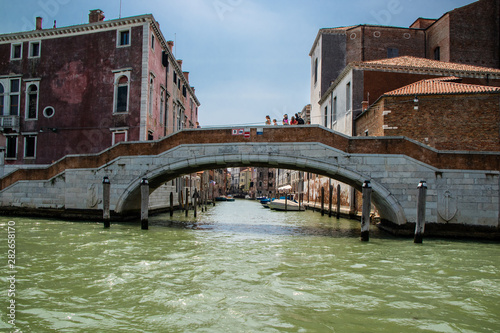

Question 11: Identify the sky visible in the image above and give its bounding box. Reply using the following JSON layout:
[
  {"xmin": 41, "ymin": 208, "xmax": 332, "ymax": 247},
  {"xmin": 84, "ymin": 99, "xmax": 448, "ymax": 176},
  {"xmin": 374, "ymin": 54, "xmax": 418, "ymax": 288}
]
[{"xmin": 1, "ymin": 0, "xmax": 474, "ymax": 127}]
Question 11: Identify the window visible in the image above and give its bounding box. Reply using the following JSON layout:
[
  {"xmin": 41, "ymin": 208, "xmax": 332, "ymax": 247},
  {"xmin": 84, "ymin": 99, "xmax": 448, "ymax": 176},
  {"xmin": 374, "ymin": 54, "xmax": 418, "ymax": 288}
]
[
  {"xmin": 112, "ymin": 71, "xmax": 130, "ymax": 113},
  {"xmin": 6, "ymin": 136, "xmax": 17, "ymax": 159},
  {"xmin": 324, "ymin": 106, "xmax": 328, "ymax": 127},
  {"xmin": 148, "ymin": 131, "xmax": 154, "ymax": 141},
  {"xmin": 0, "ymin": 84, "xmax": 4, "ymax": 115},
  {"xmin": 434, "ymin": 47, "xmax": 440, "ymax": 61},
  {"xmin": 387, "ymin": 47, "xmax": 399, "ymax": 58},
  {"xmin": 151, "ymin": 34, "xmax": 155, "ymax": 50},
  {"xmin": 149, "ymin": 77, "xmax": 154, "ymax": 116},
  {"xmin": 332, "ymin": 96, "xmax": 337, "ymax": 125},
  {"xmin": 29, "ymin": 41, "xmax": 41, "ymax": 58},
  {"xmin": 160, "ymin": 88, "xmax": 165, "ymax": 124},
  {"xmin": 182, "ymin": 85, "xmax": 187, "ymax": 97},
  {"xmin": 10, "ymin": 79, "xmax": 20, "ymax": 116},
  {"xmin": 11, "ymin": 43, "xmax": 22, "ymax": 60},
  {"xmin": 118, "ymin": 29, "xmax": 130, "ymax": 47},
  {"xmin": 346, "ymin": 82, "xmax": 351, "ymax": 112},
  {"xmin": 111, "ymin": 129, "xmax": 128, "ymax": 145},
  {"xmin": 26, "ymin": 84, "xmax": 39, "ymax": 119},
  {"xmin": 24, "ymin": 135, "xmax": 36, "ymax": 158},
  {"xmin": 314, "ymin": 58, "xmax": 318, "ymax": 84},
  {"xmin": 43, "ymin": 106, "xmax": 55, "ymax": 118}
]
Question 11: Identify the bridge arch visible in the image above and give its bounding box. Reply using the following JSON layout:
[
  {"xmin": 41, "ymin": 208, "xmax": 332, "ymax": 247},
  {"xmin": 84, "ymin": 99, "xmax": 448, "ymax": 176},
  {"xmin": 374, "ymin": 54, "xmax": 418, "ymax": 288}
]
[{"xmin": 115, "ymin": 148, "xmax": 406, "ymax": 225}]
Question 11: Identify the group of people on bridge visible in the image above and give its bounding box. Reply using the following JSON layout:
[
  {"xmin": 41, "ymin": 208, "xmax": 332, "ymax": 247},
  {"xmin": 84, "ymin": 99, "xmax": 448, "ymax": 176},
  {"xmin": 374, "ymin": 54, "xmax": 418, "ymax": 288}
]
[{"xmin": 265, "ymin": 113, "xmax": 305, "ymax": 126}]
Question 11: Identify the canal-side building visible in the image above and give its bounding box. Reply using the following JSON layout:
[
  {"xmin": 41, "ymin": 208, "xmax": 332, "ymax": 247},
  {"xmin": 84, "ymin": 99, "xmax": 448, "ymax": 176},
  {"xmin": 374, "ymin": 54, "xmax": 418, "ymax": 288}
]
[
  {"xmin": 319, "ymin": 56, "xmax": 500, "ymax": 136},
  {"xmin": 309, "ymin": 0, "xmax": 500, "ymax": 123},
  {"xmin": 355, "ymin": 77, "xmax": 500, "ymax": 151},
  {"xmin": 0, "ymin": 9, "xmax": 200, "ymax": 166}
]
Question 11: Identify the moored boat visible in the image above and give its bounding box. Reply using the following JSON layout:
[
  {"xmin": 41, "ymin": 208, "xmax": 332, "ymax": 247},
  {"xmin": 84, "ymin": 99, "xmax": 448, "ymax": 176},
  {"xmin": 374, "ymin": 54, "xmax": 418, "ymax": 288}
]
[{"xmin": 268, "ymin": 199, "xmax": 304, "ymax": 211}]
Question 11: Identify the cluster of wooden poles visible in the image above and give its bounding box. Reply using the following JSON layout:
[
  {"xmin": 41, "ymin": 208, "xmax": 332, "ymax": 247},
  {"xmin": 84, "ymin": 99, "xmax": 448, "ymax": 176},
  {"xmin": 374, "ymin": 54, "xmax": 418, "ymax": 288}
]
[{"xmin": 102, "ymin": 177, "xmax": 428, "ymax": 244}]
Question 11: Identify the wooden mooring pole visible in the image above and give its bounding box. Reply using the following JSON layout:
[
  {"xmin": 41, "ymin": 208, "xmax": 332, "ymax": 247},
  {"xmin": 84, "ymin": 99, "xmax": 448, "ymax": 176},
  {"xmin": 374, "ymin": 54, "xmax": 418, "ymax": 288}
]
[
  {"xmin": 361, "ymin": 180, "xmax": 372, "ymax": 241},
  {"xmin": 414, "ymin": 180, "xmax": 427, "ymax": 244},
  {"xmin": 140, "ymin": 178, "xmax": 149, "ymax": 230},
  {"xmin": 169, "ymin": 192, "xmax": 174, "ymax": 217},
  {"xmin": 185, "ymin": 188, "xmax": 189, "ymax": 217},
  {"xmin": 336, "ymin": 184, "xmax": 341, "ymax": 219},
  {"xmin": 321, "ymin": 187, "xmax": 325, "ymax": 216},
  {"xmin": 102, "ymin": 176, "xmax": 111, "ymax": 228},
  {"xmin": 328, "ymin": 184, "xmax": 333, "ymax": 217}
]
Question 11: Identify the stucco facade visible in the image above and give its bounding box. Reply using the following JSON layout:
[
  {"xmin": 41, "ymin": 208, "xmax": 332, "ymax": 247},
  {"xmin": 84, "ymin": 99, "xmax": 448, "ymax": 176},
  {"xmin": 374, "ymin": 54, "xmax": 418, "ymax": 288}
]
[{"xmin": 0, "ymin": 10, "xmax": 200, "ymax": 166}]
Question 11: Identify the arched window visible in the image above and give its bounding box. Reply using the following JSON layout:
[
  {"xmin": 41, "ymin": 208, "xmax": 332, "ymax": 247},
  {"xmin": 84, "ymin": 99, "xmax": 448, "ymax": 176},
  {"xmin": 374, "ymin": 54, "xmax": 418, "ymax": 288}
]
[
  {"xmin": 26, "ymin": 84, "xmax": 38, "ymax": 119},
  {"xmin": 0, "ymin": 83, "xmax": 4, "ymax": 115},
  {"xmin": 115, "ymin": 75, "xmax": 129, "ymax": 113},
  {"xmin": 148, "ymin": 77, "xmax": 154, "ymax": 116}
]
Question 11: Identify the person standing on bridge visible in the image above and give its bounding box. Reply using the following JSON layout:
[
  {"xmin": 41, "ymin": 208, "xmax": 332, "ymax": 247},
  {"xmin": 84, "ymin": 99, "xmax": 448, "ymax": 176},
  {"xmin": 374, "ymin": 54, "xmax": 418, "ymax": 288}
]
[
  {"xmin": 283, "ymin": 114, "xmax": 289, "ymax": 125},
  {"xmin": 265, "ymin": 115, "xmax": 271, "ymax": 125},
  {"xmin": 290, "ymin": 116, "xmax": 298, "ymax": 125},
  {"xmin": 273, "ymin": 119, "xmax": 278, "ymax": 125}
]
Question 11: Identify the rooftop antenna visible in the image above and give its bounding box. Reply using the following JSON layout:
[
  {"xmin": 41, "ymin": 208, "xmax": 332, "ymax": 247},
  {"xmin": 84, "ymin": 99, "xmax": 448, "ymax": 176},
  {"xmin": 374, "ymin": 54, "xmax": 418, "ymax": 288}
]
[
  {"xmin": 119, "ymin": 0, "xmax": 122, "ymax": 18},
  {"xmin": 175, "ymin": 33, "xmax": 177, "ymax": 57}
]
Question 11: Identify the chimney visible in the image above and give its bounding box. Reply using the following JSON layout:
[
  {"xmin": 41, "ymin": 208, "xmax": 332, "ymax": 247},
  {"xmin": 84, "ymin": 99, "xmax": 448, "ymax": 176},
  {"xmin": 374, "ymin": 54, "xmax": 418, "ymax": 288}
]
[
  {"xmin": 36, "ymin": 17, "xmax": 43, "ymax": 30},
  {"xmin": 362, "ymin": 101, "xmax": 369, "ymax": 112},
  {"xmin": 167, "ymin": 41, "xmax": 174, "ymax": 52},
  {"xmin": 177, "ymin": 59, "xmax": 183, "ymax": 69},
  {"xmin": 89, "ymin": 9, "xmax": 105, "ymax": 23},
  {"xmin": 183, "ymin": 72, "xmax": 189, "ymax": 82}
]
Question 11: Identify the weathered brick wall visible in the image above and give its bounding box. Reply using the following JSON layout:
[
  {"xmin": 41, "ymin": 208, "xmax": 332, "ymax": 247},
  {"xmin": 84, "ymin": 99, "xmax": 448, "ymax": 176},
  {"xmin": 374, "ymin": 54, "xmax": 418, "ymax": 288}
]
[
  {"xmin": 426, "ymin": 14, "xmax": 451, "ymax": 61},
  {"xmin": 448, "ymin": 0, "xmax": 500, "ymax": 69},
  {"xmin": 346, "ymin": 26, "xmax": 425, "ymax": 64},
  {"xmin": 354, "ymin": 101, "xmax": 385, "ymax": 137},
  {"xmin": 359, "ymin": 94, "xmax": 500, "ymax": 151}
]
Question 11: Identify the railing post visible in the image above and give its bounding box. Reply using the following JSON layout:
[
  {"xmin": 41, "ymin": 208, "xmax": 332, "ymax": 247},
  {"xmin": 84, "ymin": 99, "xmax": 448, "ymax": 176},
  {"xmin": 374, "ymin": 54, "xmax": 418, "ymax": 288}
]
[
  {"xmin": 414, "ymin": 180, "xmax": 428, "ymax": 244},
  {"xmin": 102, "ymin": 176, "xmax": 110, "ymax": 228},
  {"xmin": 140, "ymin": 178, "xmax": 149, "ymax": 230},
  {"xmin": 361, "ymin": 180, "xmax": 372, "ymax": 242}
]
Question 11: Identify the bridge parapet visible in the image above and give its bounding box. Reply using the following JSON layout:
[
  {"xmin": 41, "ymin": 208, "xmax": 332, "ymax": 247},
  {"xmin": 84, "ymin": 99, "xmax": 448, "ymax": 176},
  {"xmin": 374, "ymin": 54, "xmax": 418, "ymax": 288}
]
[{"xmin": 1, "ymin": 126, "xmax": 499, "ymax": 237}]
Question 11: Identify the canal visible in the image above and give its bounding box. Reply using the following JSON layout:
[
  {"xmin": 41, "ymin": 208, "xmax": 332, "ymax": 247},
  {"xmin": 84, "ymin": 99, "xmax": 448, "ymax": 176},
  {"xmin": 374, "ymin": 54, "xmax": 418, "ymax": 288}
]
[{"xmin": 1, "ymin": 199, "xmax": 499, "ymax": 332}]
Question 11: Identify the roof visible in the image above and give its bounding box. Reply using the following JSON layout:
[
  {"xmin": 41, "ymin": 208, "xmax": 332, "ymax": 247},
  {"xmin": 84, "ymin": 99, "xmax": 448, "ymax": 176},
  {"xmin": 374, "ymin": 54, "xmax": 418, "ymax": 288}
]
[
  {"xmin": 359, "ymin": 56, "xmax": 500, "ymax": 74},
  {"xmin": 384, "ymin": 77, "xmax": 500, "ymax": 97},
  {"xmin": 319, "ymin": 56, "xmax": 500, "ymax": 104}
]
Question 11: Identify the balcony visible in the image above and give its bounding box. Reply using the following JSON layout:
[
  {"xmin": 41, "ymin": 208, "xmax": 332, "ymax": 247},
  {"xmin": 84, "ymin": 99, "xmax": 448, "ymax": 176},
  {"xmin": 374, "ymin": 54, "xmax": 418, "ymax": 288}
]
[{"xmin": 0, "ymin": 115, "xmax": 20, "ymax": 132}]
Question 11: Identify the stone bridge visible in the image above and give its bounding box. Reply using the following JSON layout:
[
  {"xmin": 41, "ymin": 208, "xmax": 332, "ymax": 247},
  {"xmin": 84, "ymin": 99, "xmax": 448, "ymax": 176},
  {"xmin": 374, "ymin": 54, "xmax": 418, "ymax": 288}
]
[{"xmin": 1, "ymin": 126, "xmax": 499, "ymax": 236}]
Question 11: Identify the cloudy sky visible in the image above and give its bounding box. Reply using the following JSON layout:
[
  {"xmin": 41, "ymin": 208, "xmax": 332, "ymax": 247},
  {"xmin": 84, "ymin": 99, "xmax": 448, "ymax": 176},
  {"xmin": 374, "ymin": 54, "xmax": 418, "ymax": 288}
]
[{"xmin": 1, "ymin": 0, "xmax": 473, "ymax": 127}]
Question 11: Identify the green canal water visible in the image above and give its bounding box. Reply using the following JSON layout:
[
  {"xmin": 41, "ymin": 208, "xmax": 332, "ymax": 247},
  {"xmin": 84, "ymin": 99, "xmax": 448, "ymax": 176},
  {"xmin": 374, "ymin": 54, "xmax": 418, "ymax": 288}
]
[{"xmin": 1, "ymin": 199, "xmax": 499, "ymax": 332}]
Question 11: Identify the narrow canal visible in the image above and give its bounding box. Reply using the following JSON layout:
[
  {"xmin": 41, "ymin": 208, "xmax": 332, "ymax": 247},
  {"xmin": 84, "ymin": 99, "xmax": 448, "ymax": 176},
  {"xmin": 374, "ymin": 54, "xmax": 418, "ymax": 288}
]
[{"xmin": 1, "ymin": 199, "xmax": 499, "ymax": 332}]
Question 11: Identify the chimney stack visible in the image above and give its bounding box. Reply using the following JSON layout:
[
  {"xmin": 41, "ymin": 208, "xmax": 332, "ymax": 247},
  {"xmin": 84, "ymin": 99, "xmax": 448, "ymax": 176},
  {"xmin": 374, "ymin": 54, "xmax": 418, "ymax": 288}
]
[
  {"xmin": 167, "ymin": 41, "xmax": 174, "ymax": 52},
  {"xmin": 177, "ymin": 59, "xmax": 183, "ymax": 69},
  {"xmin": 362, "ymin": 101, "xmax": 369, "ymax": 112},
  {"xmin": 183, "ymin": 72, "xmax": 189, "ymax": 82},
  {"xmin": 89, "ymin": 9, "xmax": 105, "ymax": 23},
  {"xmin": 36, "ymin": 17, "xmax": 43, "ymax": 30}
]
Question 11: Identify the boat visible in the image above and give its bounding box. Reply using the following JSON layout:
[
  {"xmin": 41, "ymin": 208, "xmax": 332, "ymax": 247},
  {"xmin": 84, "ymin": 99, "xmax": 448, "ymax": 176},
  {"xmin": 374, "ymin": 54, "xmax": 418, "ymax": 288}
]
[
  {"xmin": 268, "ymin": 199, "xmax": 305, "ymax": 211},
  {"xmin": 215, "ymin": 195, "xmax": 235, "ymax": 202},
  {"xmin": 226, "ymin": 195, "xmax": 235, "ymax": 202}
]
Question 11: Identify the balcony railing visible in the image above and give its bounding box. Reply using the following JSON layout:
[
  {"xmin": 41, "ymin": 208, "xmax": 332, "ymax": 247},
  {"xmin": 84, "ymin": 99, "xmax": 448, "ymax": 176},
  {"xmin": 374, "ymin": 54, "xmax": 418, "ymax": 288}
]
[{"xmin": 0, "ymin": 115, "xmax": 20, "ymax": 131}]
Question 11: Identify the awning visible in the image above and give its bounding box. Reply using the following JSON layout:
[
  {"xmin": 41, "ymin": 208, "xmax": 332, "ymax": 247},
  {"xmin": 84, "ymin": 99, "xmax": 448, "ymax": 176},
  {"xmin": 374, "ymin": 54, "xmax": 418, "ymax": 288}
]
[{"xmin": 278, "ymin": 185, "xmax": 292, "ymax": 191}]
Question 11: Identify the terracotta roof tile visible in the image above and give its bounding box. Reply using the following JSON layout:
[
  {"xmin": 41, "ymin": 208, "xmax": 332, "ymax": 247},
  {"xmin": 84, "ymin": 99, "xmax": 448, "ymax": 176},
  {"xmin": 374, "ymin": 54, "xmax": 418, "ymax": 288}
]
[
  {"xmin": 384, "ymin": 77, "xmax": 500, "ymax": 97},
  {"xmin": 358, "ymin": 56, "xmax": 500, "ymax": 74}
]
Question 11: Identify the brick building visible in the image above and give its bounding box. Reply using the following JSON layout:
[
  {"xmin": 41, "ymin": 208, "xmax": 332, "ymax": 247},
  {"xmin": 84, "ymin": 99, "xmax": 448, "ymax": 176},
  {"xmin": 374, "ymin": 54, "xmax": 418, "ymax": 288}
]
[
  {"xmin": 355, "ymin": 77, "xmax": 500, "ymax": 151},
  {"xmin": 318, "ymin": 56, "xmax": 500, "ymax": 136},
  {"xmin": 310, "ymin": 0, "xmax": 500, "ymax": 123},
  {"xmin": 0, "ymin": 10, "xmax": 200, "ymax": 166}
]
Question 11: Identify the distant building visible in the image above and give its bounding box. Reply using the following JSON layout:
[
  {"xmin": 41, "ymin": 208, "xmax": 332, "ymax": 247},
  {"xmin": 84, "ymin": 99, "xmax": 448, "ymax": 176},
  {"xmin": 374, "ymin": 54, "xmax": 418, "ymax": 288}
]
[
  {"xmin": 355, "ymin": 77, "xmax": 500, "ymax": 151},
  {"xmin": 309, "ymin": 0, "xmax": 500, "ymax": 124},
  {"xmin": 0, "ymin": 10, "xmax": 200, "ymax": 166}
]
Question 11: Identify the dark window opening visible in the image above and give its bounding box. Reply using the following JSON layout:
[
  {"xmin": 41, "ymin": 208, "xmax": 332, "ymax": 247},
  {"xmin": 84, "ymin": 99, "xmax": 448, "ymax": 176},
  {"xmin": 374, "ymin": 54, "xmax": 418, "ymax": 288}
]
[
  {"xmin": 6, "ymin": 136, "xmax": 17, "ymax": 158},
  {"xmin": 120, "ymin": 30, "xmax": 130, "ymax": 46},
  {"xmin": 434, "ymin": 47, "xmax": 440, "ymax": 61},
  {"xmin": 25, "ymin": 136, "xmax": 36, "ymax": 158},
  {"xmin": 27, "ymin": 85, "xmax": 38, "ymax": 119},
  {"xmin": 387, "ymin": 47, "xmax": 399, "ymax": 58}
]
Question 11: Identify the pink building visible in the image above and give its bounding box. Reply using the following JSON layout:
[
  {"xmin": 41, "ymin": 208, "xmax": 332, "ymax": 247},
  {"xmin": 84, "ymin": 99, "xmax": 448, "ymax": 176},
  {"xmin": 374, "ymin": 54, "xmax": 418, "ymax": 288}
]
[{"xmin": 0, "ymin": 9, "xmax": 200, "ymax": 165}]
